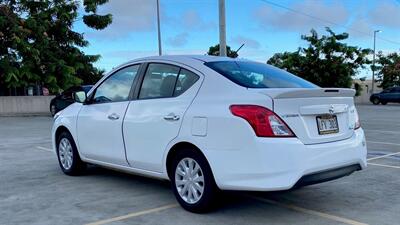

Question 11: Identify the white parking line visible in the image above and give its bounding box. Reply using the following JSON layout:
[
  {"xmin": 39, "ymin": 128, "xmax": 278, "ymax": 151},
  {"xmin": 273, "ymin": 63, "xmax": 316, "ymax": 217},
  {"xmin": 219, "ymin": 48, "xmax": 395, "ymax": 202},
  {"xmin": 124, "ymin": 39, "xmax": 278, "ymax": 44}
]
[
  {"xmin": 367, "ymin": 141, "xmax": 400, "ymax": 146},
  {"xmin": 364, "ymin": 129, "xmax": 400, "ymax": 134},
  {"xmin": 368, "ymin": 163, "xmax": 400, "ymax": 169},
  {"xmin": 367, "ymin": 151, "xmax": 400, "ymax": 161},
  {"xmin": 85, "ymin": 204, "xmax": 178, "ymax": 225},
  {"xmin": 250, "ymin": 196, "xmax": 368, "ymax": 225},
  {"xmin": 35, "ymin": 146, "xmax": 53, "ymax": 152}
]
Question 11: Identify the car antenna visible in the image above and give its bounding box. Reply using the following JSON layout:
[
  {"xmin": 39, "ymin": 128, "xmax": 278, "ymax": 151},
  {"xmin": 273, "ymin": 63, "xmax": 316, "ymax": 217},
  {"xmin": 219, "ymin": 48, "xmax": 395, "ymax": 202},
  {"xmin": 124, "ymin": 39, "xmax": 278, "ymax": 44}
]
[{"xmin": 236, "ymin": 43, "xmax": 245, "ymax": 53}]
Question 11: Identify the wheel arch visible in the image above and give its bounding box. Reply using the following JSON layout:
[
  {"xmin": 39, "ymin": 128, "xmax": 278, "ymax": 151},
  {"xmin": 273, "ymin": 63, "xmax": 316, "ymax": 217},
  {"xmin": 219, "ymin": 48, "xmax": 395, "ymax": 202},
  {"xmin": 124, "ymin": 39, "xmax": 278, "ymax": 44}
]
[
  {"xmin": 165, "ymin": 141, "xmax": 211, "ymax": 179},
  {"xmin": 55, "ymin": 126, "xmax": 71, "ymax": 142}
]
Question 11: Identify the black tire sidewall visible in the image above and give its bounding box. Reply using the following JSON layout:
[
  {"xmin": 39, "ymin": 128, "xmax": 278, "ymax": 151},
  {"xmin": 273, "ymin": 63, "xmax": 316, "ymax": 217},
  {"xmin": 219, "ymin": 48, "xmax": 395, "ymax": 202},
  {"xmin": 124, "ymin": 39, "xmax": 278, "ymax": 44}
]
[
  {"xmin": 50, "ymin": 104, "xmax": 57, "ymax": 116},
  {"xmin": 56, "ymin": 132, "xmax": 84, "ymax": 175},
  {"xmin": 372, "ymin": 98, "xmax": 380, "ymax": 105},
  {"xmin": 170, "ymin": 149, "xmax": 218, "ymax": 213}
]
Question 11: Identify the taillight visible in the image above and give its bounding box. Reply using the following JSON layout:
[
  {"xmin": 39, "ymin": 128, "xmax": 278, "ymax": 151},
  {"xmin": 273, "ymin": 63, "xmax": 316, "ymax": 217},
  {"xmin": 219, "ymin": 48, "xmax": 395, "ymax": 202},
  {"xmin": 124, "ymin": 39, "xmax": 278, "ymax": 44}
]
[{"xmin": 229, "ymin": 105, "xmax": 295, "ymax": 137}]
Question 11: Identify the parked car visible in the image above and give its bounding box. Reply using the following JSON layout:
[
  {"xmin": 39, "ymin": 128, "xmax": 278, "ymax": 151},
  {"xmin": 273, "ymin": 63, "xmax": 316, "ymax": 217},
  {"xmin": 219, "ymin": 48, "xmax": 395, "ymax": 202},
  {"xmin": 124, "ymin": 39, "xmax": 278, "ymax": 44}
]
[
  {"xmin": 50, "ymin": 85, "xmax": 93, "ymax": 116},
  {"xmin": 370, "ymin": 86, "xmax": 400, "ymax": 105},
  {"xmin": 52, "ymin": 55, "xmax": 367, "ymax": 213}
]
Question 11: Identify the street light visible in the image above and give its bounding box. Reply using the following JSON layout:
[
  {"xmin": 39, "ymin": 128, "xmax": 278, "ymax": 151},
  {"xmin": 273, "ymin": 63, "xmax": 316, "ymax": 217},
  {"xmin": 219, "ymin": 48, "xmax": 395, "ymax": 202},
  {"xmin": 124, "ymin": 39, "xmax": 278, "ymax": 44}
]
[{"xmin": 371, "ymin": 30, "xmax": 382, "ymax": 94}]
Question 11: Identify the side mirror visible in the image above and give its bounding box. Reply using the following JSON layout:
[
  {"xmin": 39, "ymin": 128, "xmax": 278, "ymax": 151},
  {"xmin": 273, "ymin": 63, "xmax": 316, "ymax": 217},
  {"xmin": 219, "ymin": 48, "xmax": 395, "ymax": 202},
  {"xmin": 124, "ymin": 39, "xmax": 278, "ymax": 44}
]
[{"xmin": 73, "ymin": 91, "xmax": 87, "ymax": 103}]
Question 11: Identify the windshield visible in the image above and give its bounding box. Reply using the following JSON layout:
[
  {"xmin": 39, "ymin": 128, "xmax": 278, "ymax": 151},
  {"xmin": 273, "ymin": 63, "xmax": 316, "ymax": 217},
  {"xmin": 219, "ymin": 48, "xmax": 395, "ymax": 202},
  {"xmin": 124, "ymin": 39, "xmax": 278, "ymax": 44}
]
[{"xmin": 205, "ymin": 61, "xmax": 317, "ymax": 88}]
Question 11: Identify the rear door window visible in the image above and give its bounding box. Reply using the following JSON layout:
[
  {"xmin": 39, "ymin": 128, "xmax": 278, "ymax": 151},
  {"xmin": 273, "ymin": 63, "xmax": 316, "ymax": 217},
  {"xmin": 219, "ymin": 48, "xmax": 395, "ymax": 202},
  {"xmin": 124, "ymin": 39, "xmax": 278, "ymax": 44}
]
[
  {"xmin": 139, "ymin": 64, "xmax": 199, "ymax": 99},
  {"xmin": 139, "ymin": 64, "xmax": 180, "ymax": 99}
]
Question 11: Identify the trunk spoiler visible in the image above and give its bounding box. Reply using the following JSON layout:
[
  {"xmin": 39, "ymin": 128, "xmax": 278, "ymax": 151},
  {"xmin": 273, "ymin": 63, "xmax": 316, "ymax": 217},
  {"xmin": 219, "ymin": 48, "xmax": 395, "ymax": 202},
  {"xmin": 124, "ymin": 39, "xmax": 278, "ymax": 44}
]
[{"xmin": 251, "ymin": 88, "xmax": 356, "ymax": 99}]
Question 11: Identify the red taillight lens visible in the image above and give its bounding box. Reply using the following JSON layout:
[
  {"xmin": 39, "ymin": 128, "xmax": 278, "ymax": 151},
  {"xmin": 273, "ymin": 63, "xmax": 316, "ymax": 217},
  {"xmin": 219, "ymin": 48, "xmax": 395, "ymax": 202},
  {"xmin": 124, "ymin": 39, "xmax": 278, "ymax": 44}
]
[{"xmin": 230, "ymin": 105, "xmax": 295, "ymax": 137}]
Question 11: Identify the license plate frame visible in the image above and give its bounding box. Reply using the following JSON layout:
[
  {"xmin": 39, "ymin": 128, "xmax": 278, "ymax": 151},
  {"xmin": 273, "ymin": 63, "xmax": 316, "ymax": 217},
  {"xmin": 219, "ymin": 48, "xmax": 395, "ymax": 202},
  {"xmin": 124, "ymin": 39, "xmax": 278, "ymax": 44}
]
[{"xmin": 316, "ymin": 114, "xmax": 339, "ymax": 135}]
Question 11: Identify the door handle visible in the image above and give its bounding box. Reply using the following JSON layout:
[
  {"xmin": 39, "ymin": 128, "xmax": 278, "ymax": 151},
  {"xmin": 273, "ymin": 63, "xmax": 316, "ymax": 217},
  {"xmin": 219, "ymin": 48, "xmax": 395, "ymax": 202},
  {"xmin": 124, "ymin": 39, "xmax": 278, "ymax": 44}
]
[
  {"xmin": 107, "ymin": 113, "xmax": 120, "ymax": 120},
  {"xmin": 164, "ymin": 113, "xmax": 180, "ymax": 121}
]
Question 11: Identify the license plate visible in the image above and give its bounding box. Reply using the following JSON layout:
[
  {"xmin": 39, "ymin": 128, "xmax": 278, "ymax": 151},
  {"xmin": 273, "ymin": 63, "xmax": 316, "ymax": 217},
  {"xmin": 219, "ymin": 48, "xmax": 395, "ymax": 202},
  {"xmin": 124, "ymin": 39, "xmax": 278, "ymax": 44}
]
[{"xmin": 316, "ymin": 115, "xmax": 339, "ymax": 135}]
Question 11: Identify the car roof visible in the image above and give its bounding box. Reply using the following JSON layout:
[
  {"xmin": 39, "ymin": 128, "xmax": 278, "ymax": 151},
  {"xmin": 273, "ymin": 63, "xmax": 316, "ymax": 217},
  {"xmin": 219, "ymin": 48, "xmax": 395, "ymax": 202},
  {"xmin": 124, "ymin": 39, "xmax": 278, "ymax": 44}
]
[{"xmin": 126, "ymin": 55, "xmax": 241, "ymax": 64}]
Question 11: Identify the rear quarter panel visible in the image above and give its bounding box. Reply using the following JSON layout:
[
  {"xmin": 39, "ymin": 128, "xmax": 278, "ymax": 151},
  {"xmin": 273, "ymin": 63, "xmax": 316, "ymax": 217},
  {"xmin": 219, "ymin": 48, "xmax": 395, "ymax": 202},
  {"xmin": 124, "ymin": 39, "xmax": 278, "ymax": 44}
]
[{"xmin": 166, "ymin": 66, "xmax": 274, "ymax": 179}]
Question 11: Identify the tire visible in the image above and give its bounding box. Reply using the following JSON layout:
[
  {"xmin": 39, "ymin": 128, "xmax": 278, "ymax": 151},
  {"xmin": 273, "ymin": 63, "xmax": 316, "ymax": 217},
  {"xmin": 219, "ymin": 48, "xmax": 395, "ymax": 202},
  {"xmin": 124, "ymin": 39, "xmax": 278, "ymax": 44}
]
[
  {"xmin": 56, "ymin": 131, "xmax": 86, "ymax": 176},
  {"xmin": 170, "ymin": 149, "xmax": 219, "ymax": 213},
  {"xmin": 371, "ymin": 98, "xmax": 380, "ymax": 105},
  {"xmin": 50, "ymin": 104, "xmax": 57, "ymax": 116},
  {"xmin": 381, "ymin": 101, "xmax": 387, "ymax": 105}
]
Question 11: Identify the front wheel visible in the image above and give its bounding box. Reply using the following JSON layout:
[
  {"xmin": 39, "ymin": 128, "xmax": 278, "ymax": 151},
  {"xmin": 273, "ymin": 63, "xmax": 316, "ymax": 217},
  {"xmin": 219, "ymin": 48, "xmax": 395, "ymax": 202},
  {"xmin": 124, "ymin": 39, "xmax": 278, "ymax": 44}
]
[
  {"xmin": 170, "ymin": 150, "xmax": 219, "ymax": 213},
  {"xmin": 57, "ymin": 131, "xmax": 86, "ymax": 175}
]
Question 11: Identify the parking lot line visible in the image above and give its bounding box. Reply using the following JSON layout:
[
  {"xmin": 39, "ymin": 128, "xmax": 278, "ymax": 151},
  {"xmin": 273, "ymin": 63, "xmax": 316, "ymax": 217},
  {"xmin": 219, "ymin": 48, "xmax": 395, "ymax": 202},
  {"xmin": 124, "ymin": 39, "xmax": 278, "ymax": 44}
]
[
  {"xmin": 250, "ymin": 196, "xmax": 368, "ymax": 225},
  {"xmin": 363, "ymin": 129, "xmax": 400, "ymax": 134},
  {"xmin": 367, "ymin": 151, "xmax": 400, "ymax": 161},
  {"xmin": 368, "ymin": 163, "xmax": 400, "ymax": 169},
  {"xmin": 85, "ymin": 204, "xmax": 179, "ymax": 225},
  {"xmin": 367, "ymin": 141, "xmax": 400, "ymax": 146},
  {"xmin": 35, "ymin": 146, "xmax": 53, "ymax": 152}
]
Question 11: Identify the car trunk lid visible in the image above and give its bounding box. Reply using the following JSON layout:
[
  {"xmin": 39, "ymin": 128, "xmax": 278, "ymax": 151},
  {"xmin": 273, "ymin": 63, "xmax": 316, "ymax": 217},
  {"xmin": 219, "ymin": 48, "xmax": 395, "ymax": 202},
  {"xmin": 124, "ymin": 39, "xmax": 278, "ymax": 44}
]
[{"xmin": 250, "ymin": 88, "xmax": 357, "ymax": 145}]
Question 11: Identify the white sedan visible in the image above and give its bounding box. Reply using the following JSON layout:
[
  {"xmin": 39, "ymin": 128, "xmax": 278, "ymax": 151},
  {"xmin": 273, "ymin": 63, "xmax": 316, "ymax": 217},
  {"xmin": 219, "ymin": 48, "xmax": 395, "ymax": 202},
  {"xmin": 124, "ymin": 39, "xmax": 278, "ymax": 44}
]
[{"xmin": 52, "ymin": 55, "xmax": 367, "ymax": 212}]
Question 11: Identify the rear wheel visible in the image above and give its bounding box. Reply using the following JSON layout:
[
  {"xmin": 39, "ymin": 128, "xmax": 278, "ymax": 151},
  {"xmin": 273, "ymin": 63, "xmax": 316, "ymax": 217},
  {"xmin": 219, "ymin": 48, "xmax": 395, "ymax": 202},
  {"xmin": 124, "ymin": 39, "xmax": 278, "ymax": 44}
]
[
  {"xmin": 170, "ymin": 149, "xmax": 219, "ymax": 213},
  {"xmin": 372, "ymin": 98, "xmax": 380, "ymax": 105},
  {"xmin": 57, "ymin": 131, "xmax": 86, "ymax": 175}
]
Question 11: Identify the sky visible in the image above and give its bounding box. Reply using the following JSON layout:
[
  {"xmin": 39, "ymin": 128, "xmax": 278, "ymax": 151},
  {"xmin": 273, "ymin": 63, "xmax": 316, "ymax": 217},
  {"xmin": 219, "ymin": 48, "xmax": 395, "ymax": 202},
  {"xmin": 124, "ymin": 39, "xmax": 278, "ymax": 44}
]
[{"xmin": 74, "ymin": 0, "xmax": 400, "ymax": 78}]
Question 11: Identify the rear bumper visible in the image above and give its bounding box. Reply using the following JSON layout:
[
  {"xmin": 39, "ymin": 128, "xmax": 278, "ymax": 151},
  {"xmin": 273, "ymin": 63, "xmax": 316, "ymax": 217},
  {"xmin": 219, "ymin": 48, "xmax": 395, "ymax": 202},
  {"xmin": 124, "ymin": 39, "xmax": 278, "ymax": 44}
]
[
  {"xmin": 294, "ymin": 164, "xmax": 361, "ymax": 188},
  {"xmin": 205, "ymin": 129, "xmax": 367, "ymax": 191}
]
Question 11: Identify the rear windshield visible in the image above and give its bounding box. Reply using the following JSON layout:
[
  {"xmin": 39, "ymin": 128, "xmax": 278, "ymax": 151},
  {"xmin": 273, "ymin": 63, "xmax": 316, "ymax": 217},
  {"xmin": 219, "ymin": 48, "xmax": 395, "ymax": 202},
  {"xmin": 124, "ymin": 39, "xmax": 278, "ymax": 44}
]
[{"xmin": 205, "ymin": 61, "xmax": 317, "ymax": 88}]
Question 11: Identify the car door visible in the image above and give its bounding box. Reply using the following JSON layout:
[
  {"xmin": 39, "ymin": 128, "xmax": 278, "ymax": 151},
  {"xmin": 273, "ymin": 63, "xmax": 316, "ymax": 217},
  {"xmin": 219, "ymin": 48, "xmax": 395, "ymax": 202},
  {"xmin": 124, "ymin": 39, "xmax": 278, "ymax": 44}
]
[
  {"xmin": 393, "ymin": 87, "xmax": 400, "ymax": 102},
  {"xmin": 381, "ymin": 88, "xmax": 399, "ymax": 102},
  {"xmin": 76, "ymin": 64, "xmax": 141, "ymax": 166},
  {"xmin": 123, "ymin": 62, "xmax": 202, "ymax": 172}
]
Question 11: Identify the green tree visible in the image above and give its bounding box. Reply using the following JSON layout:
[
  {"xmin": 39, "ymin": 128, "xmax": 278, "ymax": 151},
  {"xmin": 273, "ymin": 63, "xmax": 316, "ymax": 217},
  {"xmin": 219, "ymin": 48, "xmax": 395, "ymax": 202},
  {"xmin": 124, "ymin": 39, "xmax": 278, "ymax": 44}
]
[
  {"xmin": 267, "ymin": 28, "xmax": 372, "ymax": 88},
  {"xmin": 207, "ymin": 44, "xmax": 238, "ymax": 58},
  {"xmin": 375, "ymin": 52, "xmax": 400, "ymax": 89},
  {"xmin": 0, "ymin": 0, "xmax": 112, "ymax": 93}
]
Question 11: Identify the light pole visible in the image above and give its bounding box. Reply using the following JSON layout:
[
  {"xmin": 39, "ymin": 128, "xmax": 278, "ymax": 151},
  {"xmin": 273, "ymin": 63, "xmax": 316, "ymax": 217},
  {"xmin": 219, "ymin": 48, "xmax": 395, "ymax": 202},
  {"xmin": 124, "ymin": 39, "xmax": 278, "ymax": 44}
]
[
  {"xmin": 371, "ymin": 30, "xmax": 381, "ymax": 94},
  {"xmin": 218, "ymin": 0, "xmax": 227, "ymax": 57},
  {"xmin": 156, "ymin": 0, "xmax": 162, "ymax": 56}
]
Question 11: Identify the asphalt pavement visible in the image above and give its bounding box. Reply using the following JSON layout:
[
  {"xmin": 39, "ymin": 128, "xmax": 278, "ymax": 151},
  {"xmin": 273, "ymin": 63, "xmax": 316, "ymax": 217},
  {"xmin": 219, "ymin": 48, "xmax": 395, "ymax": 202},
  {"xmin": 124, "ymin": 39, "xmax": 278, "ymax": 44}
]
[{"xmin": 1, "ymin": 104, "xmax": 399, "ymax": 225}]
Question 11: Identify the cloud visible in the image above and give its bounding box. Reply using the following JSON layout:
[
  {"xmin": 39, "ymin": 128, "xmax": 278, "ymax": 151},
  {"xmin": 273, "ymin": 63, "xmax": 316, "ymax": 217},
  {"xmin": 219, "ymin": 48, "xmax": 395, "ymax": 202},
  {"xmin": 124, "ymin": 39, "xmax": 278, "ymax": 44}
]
[
  {"xmin": 345, "ymin": 2, "xmax": 400, "ymax": 40},
  {"xmin": 163, "ymin": 10, "xmax": 216, "ymax": 31},
  {"xmin": 367, "ymin": 2, "xmax": 400, "ymax": 28},
  {"xmin": 347, "ymin": 17, "xmax": 373, "ymax": 38},
  {"xmin": 166, "ymin": 32, "xmax": 189, "ymax": 47},
  {"xmin": 231, "ymin": 35, "xmax": 261, "ymax": 49},
  {"xmin": 180, "ymin": 10, "xmax": 216, "ymax": 30},
  {"xmin": 84, "ymin": 2, "xmax": 216, "ymax": 40},
  {"xmin": 253, "ymin": 1, "xmax": 349, "ymax": 32},
  {"xmin": 87, "ymin": 0, "xmax": 157, "ymax": 39}
]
